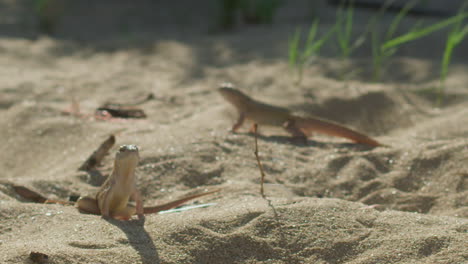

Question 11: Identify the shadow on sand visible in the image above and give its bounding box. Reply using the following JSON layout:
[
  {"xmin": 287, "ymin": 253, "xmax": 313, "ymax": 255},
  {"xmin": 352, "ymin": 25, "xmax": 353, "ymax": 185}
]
[{"xmin": 105, "ymin": 216, "xmax": 160, "ymax": 264}]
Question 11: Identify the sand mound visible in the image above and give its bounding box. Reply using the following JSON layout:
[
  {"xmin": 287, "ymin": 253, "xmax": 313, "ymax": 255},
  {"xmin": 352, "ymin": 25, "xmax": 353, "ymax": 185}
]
[{"xmin": 0, "ymin": 1, "xmax": 467, "ymax": 263}]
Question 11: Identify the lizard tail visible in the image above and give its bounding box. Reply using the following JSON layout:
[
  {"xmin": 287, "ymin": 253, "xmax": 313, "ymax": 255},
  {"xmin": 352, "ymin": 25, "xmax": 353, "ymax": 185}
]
[
  {"xmin": 143, "ymin": 189, "xmax": 220, "ymax": 214},
  {"xmin": 292, "ymin": 117, "xmax": 383, "ymax": 147}
]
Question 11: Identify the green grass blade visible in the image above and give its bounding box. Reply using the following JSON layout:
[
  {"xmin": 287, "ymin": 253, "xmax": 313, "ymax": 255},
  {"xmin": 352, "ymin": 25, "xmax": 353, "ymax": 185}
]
[
  {"xmin": 438, "ymin": 38, "xmax": 455, "ymax": 105},
  {"xmin": 288, "ymin": 28, "xmax": 301, "ymax": 68},
  {"xmin": 385, "ymin": 0, "xmax": 418, "ymax": 40},
  {"xmin": 382, "ymin": 12, "xmax": 468, "ymax": 51},
  {"xmin": 305, "ymin": 20, "xmax": 319, "ymax": 48},
  {"xmin": 438, "ymin": 19, "xmax": 468, "ymax": 105},
  {"xmin": 345, "ymin": 2, "xmax": 354, "ymax": 41},
  {"xmin": 303, "ymin": 24, "xmax": 336, "ymax": 60},
  {"xmin": 302, "ymin": 21, "xmax": 320, "ymax": 61},
  {"xmin": 336, "ymin": 7, "xmax": 345, "ymax": 50},
  {"xmin": 437, "ymin": 0, "xmax": 468, "ymax": 106},
  {"xmin": 440, "ymin": 40, "xmax": 454, "ymax": 82},
  {"xmin": 335, "ymin": 0, "xmax": 355, "ymax": 58},
  {"xmin": 452, "ymin": 24, "xmax": 468, "ymax": 43}
]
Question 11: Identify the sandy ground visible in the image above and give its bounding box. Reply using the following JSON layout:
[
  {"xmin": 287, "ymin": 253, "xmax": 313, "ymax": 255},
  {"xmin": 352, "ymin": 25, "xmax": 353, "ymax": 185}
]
[{"xmin": 0, "ymin": 1, "xmax": 467, "ymax": 263}]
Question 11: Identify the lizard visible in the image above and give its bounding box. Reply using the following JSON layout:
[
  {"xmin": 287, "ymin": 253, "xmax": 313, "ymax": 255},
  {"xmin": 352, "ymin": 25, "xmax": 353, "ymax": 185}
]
[
  {"xmin": 75, "ymin": 144, "xmax": 218, "ymax": 220},
  {"xmin": 218, "ymin": 83, "xmax": 384, "ymax": 147}
]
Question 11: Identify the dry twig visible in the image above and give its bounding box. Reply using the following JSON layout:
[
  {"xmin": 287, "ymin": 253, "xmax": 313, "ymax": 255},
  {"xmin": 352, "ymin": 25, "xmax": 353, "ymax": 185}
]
[
  {"xmin": 13, "ymin": 185, "xmax": 73, "ymax": 205},
  {"xmin": 96, "ymin": 104, "xmax": 147, "ymax": 119},
  {"xmin": 78, "ymin": 135, "xmax": 116, "ymax": 171},
  {"xmin": 253, "ymin": 124, "xmax": 266, "ymax": 198}
]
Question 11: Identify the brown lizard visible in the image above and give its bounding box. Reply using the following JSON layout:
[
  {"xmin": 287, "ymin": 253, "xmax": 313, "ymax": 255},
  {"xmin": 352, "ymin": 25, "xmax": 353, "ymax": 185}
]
[
  {"xmin": 75, "ymin": 145, "xmax": 218, "ymax": 220},
  {"xmin": 218, "ymin": 83, "xmax": 384, "ymax": 147}
]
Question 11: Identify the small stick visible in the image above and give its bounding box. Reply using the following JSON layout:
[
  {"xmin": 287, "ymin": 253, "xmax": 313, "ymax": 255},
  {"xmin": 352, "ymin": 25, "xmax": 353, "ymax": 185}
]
[
  {"xmin": 13, "ymin": 185, "xmax": 48, "ymax": 203},
  {"xmin": 253, "ymin": 124, "xmax": 266, "ymax": 198},
  {"xmin": 78, "ymin": 135, "xmax": 116, "ymax": 171}
]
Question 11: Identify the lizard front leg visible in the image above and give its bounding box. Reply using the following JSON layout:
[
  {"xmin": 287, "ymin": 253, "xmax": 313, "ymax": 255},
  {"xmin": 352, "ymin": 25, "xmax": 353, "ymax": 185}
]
[
  {"xmin": 232, "ymin": 112, "xmax": 245, "ymax": 132},
  {"xmin": 131, "ymin": 190, "xmax": 144, "ymax": 219}
]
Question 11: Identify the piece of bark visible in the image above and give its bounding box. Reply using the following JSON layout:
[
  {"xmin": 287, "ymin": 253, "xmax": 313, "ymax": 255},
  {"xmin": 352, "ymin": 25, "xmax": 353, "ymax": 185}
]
[
  {"xmin": 78, "ymin": 135, "xmax": 116, "ymax": 171},
  {"xmin": 13, "ymin": 185, "xmax": 48, "ymax": 203},
  {"xmin": 96, "ymin": 103, "xmax": 146, "ymax": 119}
]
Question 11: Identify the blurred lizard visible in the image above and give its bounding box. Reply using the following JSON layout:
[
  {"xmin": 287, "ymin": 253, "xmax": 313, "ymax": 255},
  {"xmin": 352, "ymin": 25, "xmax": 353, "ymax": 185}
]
[{"xmin": 218, "ymin": 83, "xmax": 384, "ymax": 147}]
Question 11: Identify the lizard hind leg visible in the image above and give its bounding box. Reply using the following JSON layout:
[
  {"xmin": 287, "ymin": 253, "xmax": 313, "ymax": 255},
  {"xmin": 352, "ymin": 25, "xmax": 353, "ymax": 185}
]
[
  {"xmin": 231, "ymin": 113, "xmax": 245, "ymax": 132},
  {"xmin": 283, "ymin": 120, "xmax": 308, "ymax": 144}
]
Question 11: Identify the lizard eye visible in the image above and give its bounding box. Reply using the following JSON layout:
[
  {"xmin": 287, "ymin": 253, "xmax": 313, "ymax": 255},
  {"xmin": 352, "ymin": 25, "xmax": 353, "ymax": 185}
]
[{"xmin": 119, "ymin": 145, "xmax": 127, "ymax": 152}]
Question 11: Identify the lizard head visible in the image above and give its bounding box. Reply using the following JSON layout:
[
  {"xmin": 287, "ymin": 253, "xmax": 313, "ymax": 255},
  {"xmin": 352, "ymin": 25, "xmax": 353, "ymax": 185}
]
[
  {"xmin": 218, "ymin": 83, "xmax": 251, "ymax": 108},
  {"xmin": 115, "ymin": 145, "xmax": 140, "ymax": 171}
]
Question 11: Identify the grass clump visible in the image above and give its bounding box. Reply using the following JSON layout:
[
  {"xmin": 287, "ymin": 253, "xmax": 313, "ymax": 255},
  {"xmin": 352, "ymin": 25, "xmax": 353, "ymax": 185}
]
[
  {"xmin": 370, "ymin": 0, "xmax": 421, "ymax": 81},
  {"xmin": 288, "ymin": 20, "xmax": 336, "ymax": 85},
  {"xmin": 381, "ymin": 9, "xmax": 468, "ymax": 103},
  {"xmin": 334, "ymin": 0, "xmax": 366, "ymax": 79},
  {"xmin": 335, "ymin": 0, "xmax": 365, "ymax": 60},
  {"xmin": 438, "ymin": 7, "xmax": 468, "ymax": 105},
  {"xmin": 286, "ymin": 0, "xmax": 468, "ymax": 100}
]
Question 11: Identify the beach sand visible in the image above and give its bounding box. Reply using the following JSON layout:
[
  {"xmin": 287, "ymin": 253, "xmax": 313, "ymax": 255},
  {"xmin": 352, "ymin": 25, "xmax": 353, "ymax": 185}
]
[{"xmin": 0, "ymin": 1, "xmax": 467, "ymax": 263}]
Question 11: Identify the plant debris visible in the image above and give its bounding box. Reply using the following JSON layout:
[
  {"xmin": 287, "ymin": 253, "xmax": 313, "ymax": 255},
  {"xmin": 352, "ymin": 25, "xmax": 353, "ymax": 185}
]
[
  {"xmin": 96, "ymin": 103, "xmax": 147, "ymax": 119},
  {"xmin": 13, "ymin": 185, "xmax": 73, "ymax": 205},
  {"xmin": 78, "ymin": 135, "xmax": 116, "ymax": 171}
]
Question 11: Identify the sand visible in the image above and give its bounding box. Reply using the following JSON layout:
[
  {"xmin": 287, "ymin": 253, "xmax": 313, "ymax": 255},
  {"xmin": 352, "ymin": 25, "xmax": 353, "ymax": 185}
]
[{"xmin": 0, "ymin": 1, "xmax": 467, "ymax": 263}]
